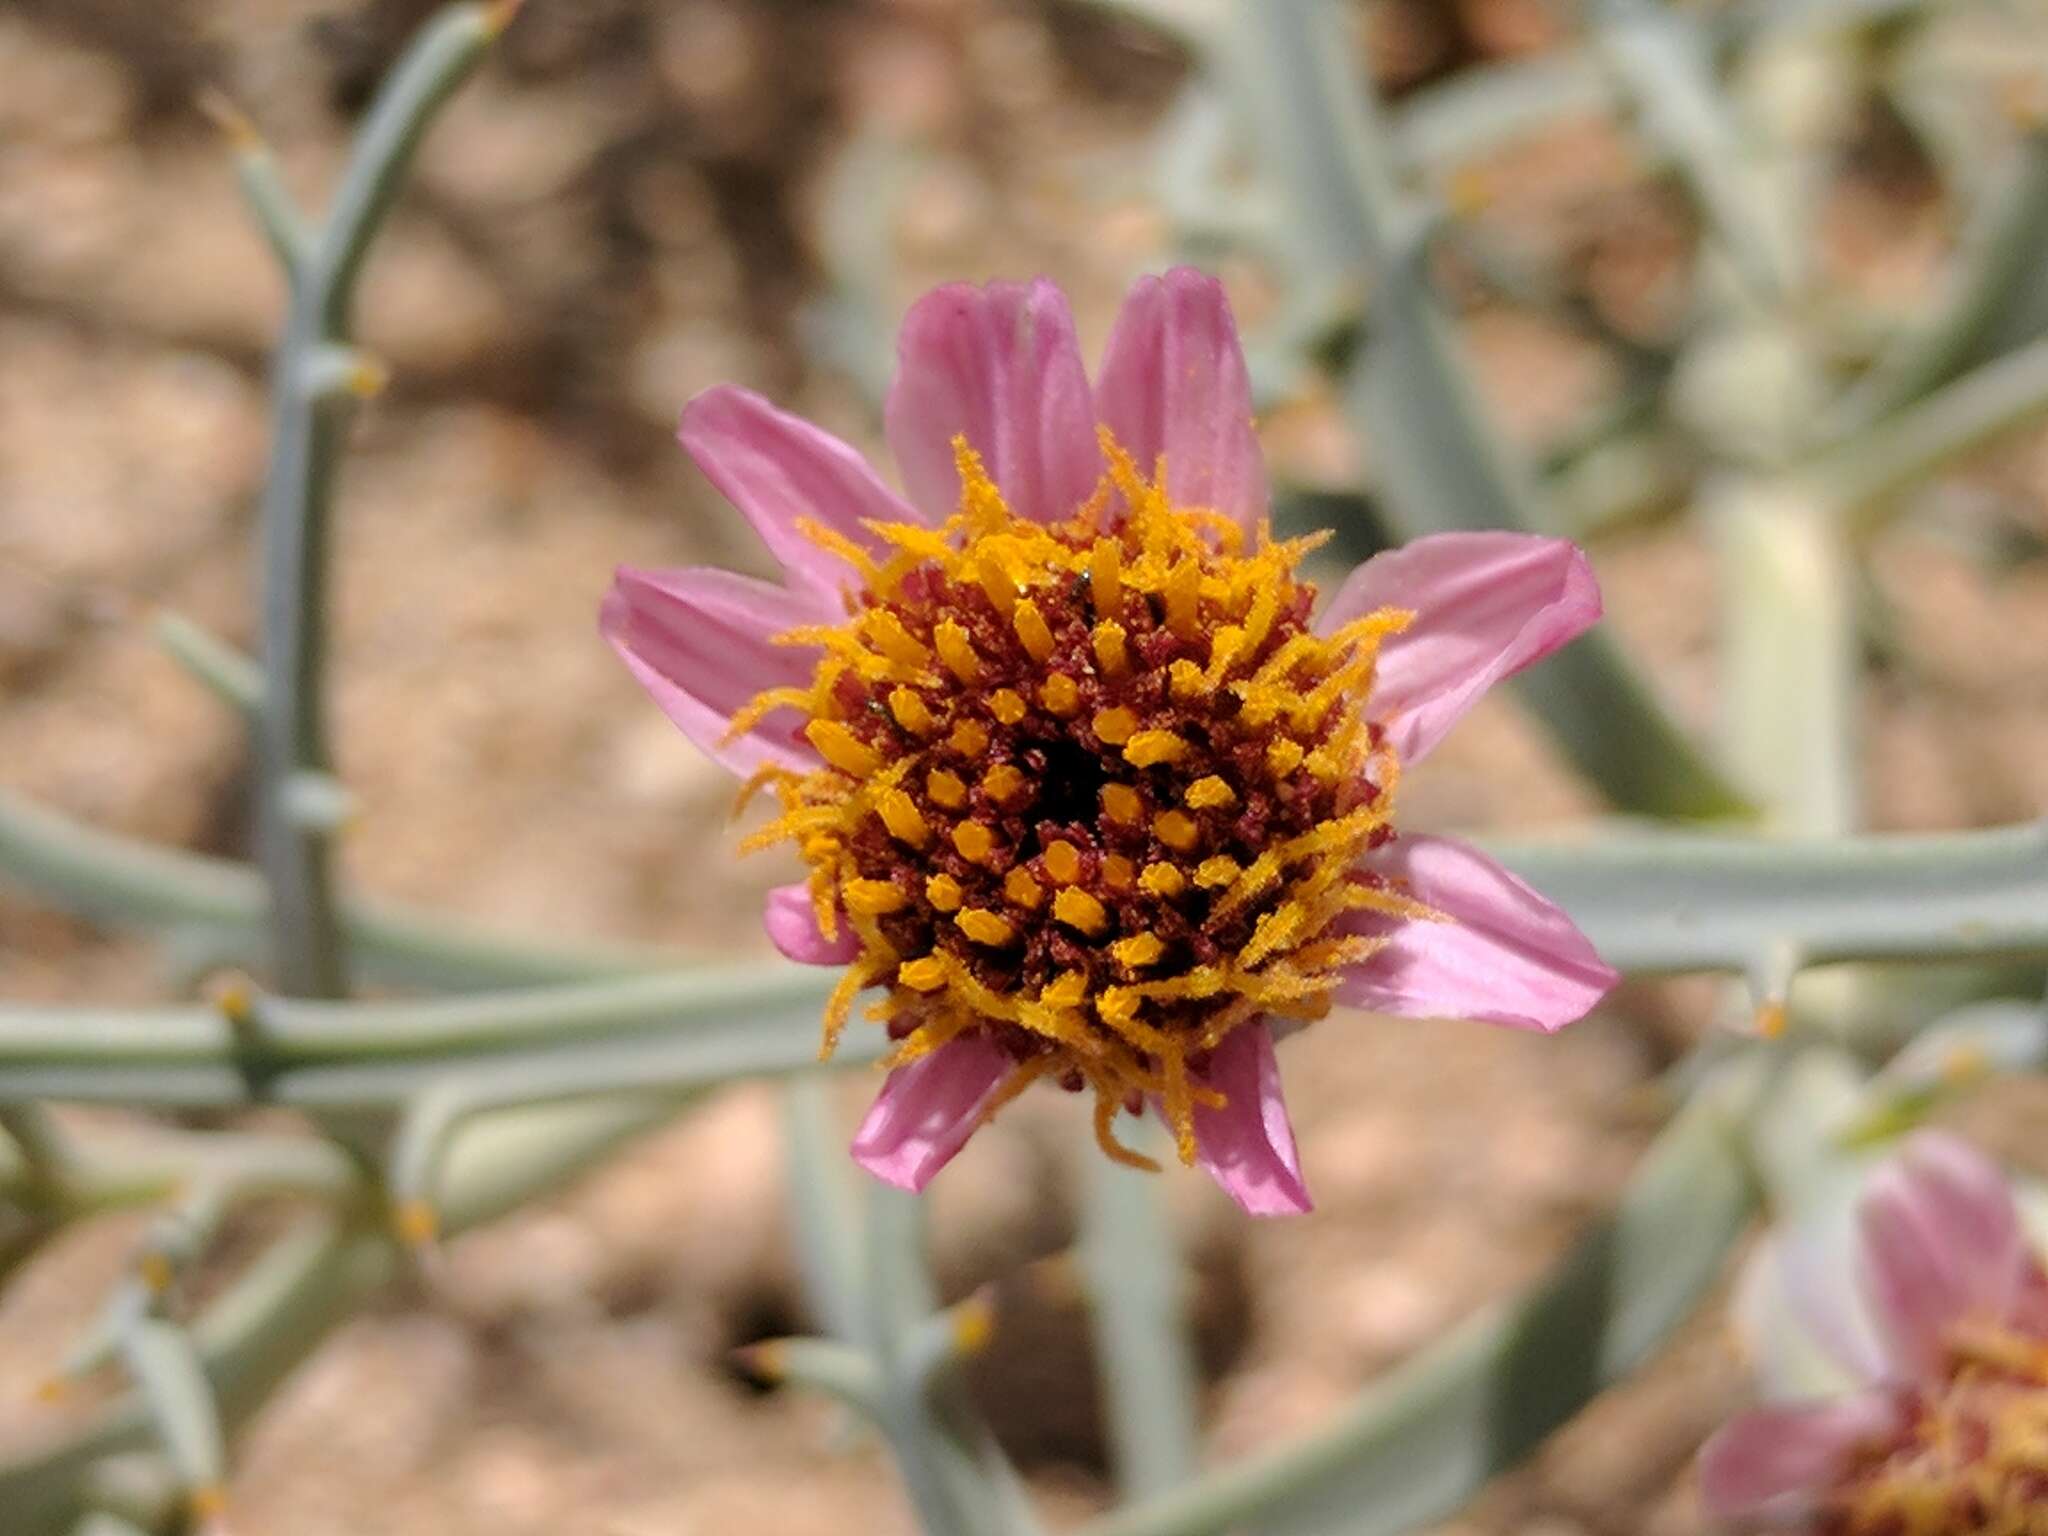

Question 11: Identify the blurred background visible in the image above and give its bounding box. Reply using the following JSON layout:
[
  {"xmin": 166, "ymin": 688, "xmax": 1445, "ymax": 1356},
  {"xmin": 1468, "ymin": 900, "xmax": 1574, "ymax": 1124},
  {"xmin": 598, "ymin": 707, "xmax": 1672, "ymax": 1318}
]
[{"xmin": 2, "ymin": 0, "xmax": 2046, "ymax": 1532}]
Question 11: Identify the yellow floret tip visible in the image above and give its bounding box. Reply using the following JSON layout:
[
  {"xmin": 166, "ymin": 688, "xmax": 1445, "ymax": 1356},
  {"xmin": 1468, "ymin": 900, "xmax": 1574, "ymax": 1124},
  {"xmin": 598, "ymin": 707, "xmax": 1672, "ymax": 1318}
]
[
  {"xmin": 1123, "ymin": 730, "xmax": 1189, "ymax": 768},
  {"xmin": 1053, "ymin": 887, "xmax": 1110, "ymax": 936},
  {"xmin": 806, "ymin": 719, "xmax": 880, "ymax": 778},
  {"xmin": 957, "ymin": 908, "xmax": 1015, "ymax": 946}
]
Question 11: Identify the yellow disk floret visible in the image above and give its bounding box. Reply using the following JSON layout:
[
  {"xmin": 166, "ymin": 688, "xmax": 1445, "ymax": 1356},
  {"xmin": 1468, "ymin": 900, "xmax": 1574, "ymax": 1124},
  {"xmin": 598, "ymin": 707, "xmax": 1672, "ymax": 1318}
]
[
  {"xmin": 1823, "ymin": 1316, "xmax": 2048, "ymax": 1535},
  {"xmin": 731, "ymin": 429, "xmax": 1419, "ymax": 1168}
]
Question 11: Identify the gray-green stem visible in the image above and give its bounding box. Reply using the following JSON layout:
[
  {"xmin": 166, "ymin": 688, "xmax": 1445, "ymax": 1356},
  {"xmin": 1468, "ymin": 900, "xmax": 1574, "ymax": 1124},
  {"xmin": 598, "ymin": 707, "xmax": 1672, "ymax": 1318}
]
[{"xmin": 252, "ymin": 3, "xmax": 505, "ymax": 997}]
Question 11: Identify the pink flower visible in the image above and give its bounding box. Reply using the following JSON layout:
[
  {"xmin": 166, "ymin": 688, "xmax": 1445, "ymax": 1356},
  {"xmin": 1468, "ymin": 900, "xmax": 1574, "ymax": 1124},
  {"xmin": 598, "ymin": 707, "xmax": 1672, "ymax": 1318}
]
[
  {"xmin": 1699, "ymin": 1132, "xmax": 2048, "ymax": 1529},
  {"xmin": 603, "ymin": 270, "xmax": 1616, "ymax": 1215}
]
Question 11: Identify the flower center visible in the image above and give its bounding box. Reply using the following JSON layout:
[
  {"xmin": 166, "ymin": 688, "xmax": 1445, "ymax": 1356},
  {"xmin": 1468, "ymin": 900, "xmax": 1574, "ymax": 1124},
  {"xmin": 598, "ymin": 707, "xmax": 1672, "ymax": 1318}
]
[
  {"xmin": 731, "ymin": 429, "xmax": 1423, "ymax": 1168},
  {"xmin": 1827, "ymin": 1320, "xmax": 2048, "ymax": 1535}
]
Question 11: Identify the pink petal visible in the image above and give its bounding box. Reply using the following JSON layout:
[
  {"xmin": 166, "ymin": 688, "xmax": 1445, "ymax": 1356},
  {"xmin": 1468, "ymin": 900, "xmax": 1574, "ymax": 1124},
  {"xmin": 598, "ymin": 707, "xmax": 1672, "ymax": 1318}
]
[
  {"xmin": 1319, "ymin": 532, "xmax": 1602, "ymax": 764},
  {"xmin": 1857, "ymin": 1132, "xmax": 2030, "ymax": 1380},
  {"xmin": 1773, "ymin": 1216, "xmax": 1891, "ymax": 1390},
  {"xmin": 1189, "ymin": 1023, "xmax": 1312, "ymax": 1216},
  {"xmin": 1335, "ymin": 833, "xmax": 1618, "ymax": 1032},
  {"xmin": 679, "ymin": 386, "xmax": 924, "ymax": 603},
  {"xmin": 851, "ymin": 1033, "xmax": 1015, "ymax": 1193},
  {"xmin": 600, "ymin": 565, "xmax": 827, "ymax": 776},
  {"xmin": 1697, "ymin": 1391, "xmax": 1907, "ymax": 1520},
  {"xmin": 1096, "ymin": 267, "xmax": 1266, "ymax": 537},
  {"xmin": 884, "ymin": 279, "xmax": 1101, "ymax": 525},
  {"xmin": 762, "ymin": 884, "xmax": 859, "ymax": 966}
]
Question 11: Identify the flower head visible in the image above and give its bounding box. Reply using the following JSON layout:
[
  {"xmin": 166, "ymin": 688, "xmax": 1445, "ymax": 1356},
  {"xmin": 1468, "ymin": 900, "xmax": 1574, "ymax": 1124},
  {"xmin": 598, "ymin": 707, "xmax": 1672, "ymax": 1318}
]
[
  {"xmin": 1701, "ymin": 1132, "xmax": 2048, "ymax": 1531},
  {"xmin": 604, "ymin": 269, "xmax": 1617, "ymax": 1215}
]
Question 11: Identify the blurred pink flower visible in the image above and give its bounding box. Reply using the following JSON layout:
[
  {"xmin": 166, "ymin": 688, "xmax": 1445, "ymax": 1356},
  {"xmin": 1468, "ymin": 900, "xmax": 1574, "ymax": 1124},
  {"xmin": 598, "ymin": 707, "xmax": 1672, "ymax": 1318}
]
[
  {"xmin": 1700, "ymin": 1131, "xmax": 2048, "ymax": 1530},
  {"xmin": 604, "ymin": 269, "xmax": 1616, "ymax": 1215}
]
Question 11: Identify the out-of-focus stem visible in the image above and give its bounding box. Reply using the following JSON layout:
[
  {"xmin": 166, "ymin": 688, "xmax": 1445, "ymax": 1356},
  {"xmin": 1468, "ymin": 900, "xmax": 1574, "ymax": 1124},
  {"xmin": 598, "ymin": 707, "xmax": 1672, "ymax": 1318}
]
[
  {"xmin": 1714, "ymin": 479, "xmax": 1858, "ymax": 836},
  {"xmin": 1075, "ymin": 1060, "xmax": 1772, "ymax": 1536},
  {"xmin": 1230, "ymin": 0, "xmax": 1753, "ymax": 821},
  {"xmin": 1830, "ymin": 124, "xmax": 2048, "ymax": 434},
  {"xmin": 4, "ymin": 1086, "xmax": 691, "ymax": 1536},
  {"xmin": 152, "ymin": 614, "xmax": 262, "ymax": 719},
  {"xmin": 1078, "ymin": 1122, "xmax": 1201, "ymax": 1501},
  {"xmin": 198, "ymin": 89, "xmax": 310, "ymax": 273},
  {"xmin": 1814, "ymin": 331, "xmax": 2048, "ymax": 524},
  {"xmin": 0, "ymin": 787, "xmax": 678, "ymax": 988}
]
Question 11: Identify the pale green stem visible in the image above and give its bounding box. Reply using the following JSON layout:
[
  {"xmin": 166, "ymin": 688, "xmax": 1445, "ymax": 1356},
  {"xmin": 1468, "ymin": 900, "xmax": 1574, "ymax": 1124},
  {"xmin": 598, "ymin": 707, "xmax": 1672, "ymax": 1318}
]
[
  {"xmin": 1074, "ymin": 1057, "xmax": 1778, "ymax": 1536},
  {"xmin": 1714, "ymin": 478, "xmax": 1859, "ymax": 837},
  {"xmin": 1814, "ymin": 331, "xmax": 2048, "ymax": 524},
  {"xmin": 1077, "ymin": 1120, "xmax": 1201, "ymax": 1501},
  {"xmin": 1830, "ymin": 125, "xmax": 2048, "ymax": 433},
  {"xmin": 4, "ymin": 1089, "xmax": 693, "ymax": 1536},
  {"xmin": 253, "ymin": 3, "xmax": 506, "ymax": 996},
  {"xmin": 152, "ymin": 615, "xmax": 262, "ymax": 720},
  {"xmin": 1231, "ymin": 0, "xmax": 1753, "ymax": 820},
  {"xmin": 0, "ymin": 787, "xmax": 680, "ymax": 988}
]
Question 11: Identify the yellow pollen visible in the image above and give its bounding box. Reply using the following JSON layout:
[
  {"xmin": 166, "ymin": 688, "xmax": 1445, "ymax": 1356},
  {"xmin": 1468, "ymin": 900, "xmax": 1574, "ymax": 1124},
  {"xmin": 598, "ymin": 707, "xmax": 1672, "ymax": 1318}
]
[
  {"xmin": 866, "ymin": 610, "xmax": 931, "ymax": 669},
  {"xmin": 927, "ymin": 768, "xmax": 968, "ymax": 809},
  {"xmin": 976, "ymin": 552, "xmax": 1018, "ymax": 614},
  {"xmin": 1138, "ymin": 862, "xmax": 1186, "ymax": 898},
  {"xmin": 1101, "ymin": 783, "xmax": 1144, "ymax": 825},
  {"xmin": 1267, "ymin": 738, "xmax": 1305, "ymax": 777},
  {"xmin": 1042, "ymin": 840, "xmax": 1084, "ymax": 885},
  {"xmin": 1824, "ymin": 1313, "xmax": 2048, "ymax": 1533},
  {"xmin": 1185, "ymin": 776, "xmax": 1235, "ymax": 810},
  {"xmin": 1053, "ymin": 887, "xmax": 1110, "ymax": 936},
  {"xmin": 952, "ymin": 822, "xmax": 997, "ymax": 863},
  {"xmin": 793, "ymin": 518, "xmax": 880, "ymax": 585},
  {"xmin": 926, "ymin": 873, "xmax": 964, "ymax": 912},
  {"xmin": 1163, "ymin": 557, "xmax": 1202, "ymax": 637},
  {"xmin": 1097, "ymin": 987, "xmax": 1140, "ymax": 1028},
  {"xmin": 1195, "ymin": 855, "xmax": 1240, "ymax": 888},
  {"xmin": 889, "ymin": 686, "xmax": 937, "ymax": 735},
  {"xmin": 1092, "ymin": 706, "xmax": 1138, "ymax": 745},
  {"xmin": 957, "ymin": 908, "xmax": 1015, "ymax": 946},
  {"xmin": 949, "ymin": 719, "xmax": 989, "ymax": 757},
  {"xmin": 1154, "ymin": 810, "xmax": 1201, "ymax": 852},
  {"xmin": 934, "ymin": 619, "xmax": 982, "ymax": 683},
  {"xmin": 1123, "ymin": 730, "xmax": 1189, "ymax": 768},
  {"xmin": 806, "ymin": 719, "xmax": 879, "ymax": 778},
  {"xmin": 983, "ymin": 763, "xmax": 1027, "ymax": 804},
  {"xmin": 1112, "ymin": 934, "xmax": 1165, "ymax": 968},
  {"xmin": 1089, "ymin": 537, "xmax": 1123, "ymax": 618},
  {"xmin": 1093, "ymin": 620, "xmax": 1130, "ymax": 677},
  {"xmin": 1041, "ymin": 674, "xmax": 1082, "ymax": 717},
  {"xmin": 1204, "ymin": 625, "xmax": 1245, "ymax": 686},
  {"xmin": 1004, "ymin": 868, "xmax": 1044, "ymax": 908},
  {"xmin": 1043, "ymin": 971, "xmax": 1089, "ymax": 1008},
  {"xmin": 990, "ymin": 689, "xmax": 1028, "ymax": 725},
  {"xmin": 1101, "ymin": 854, "xmax": 1136, "ymax": 890},
  {"xmin": 1167, "ymin": 659, "xmax": 1207, "ymax": 701},
  {"xmin": 899, "ymin": 955, "xmax": 948, "ymax": 991},
  {"xmin": 1013, "ymin": 598, "xmax": 1056, "ymax": 662},
  {"xmin": 844, "ymin": 879, "xmax": 909, "ymax": 916},
  {"xmin": 876, "ymin": 788, "xmax": 930, "ymax": 847}
]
